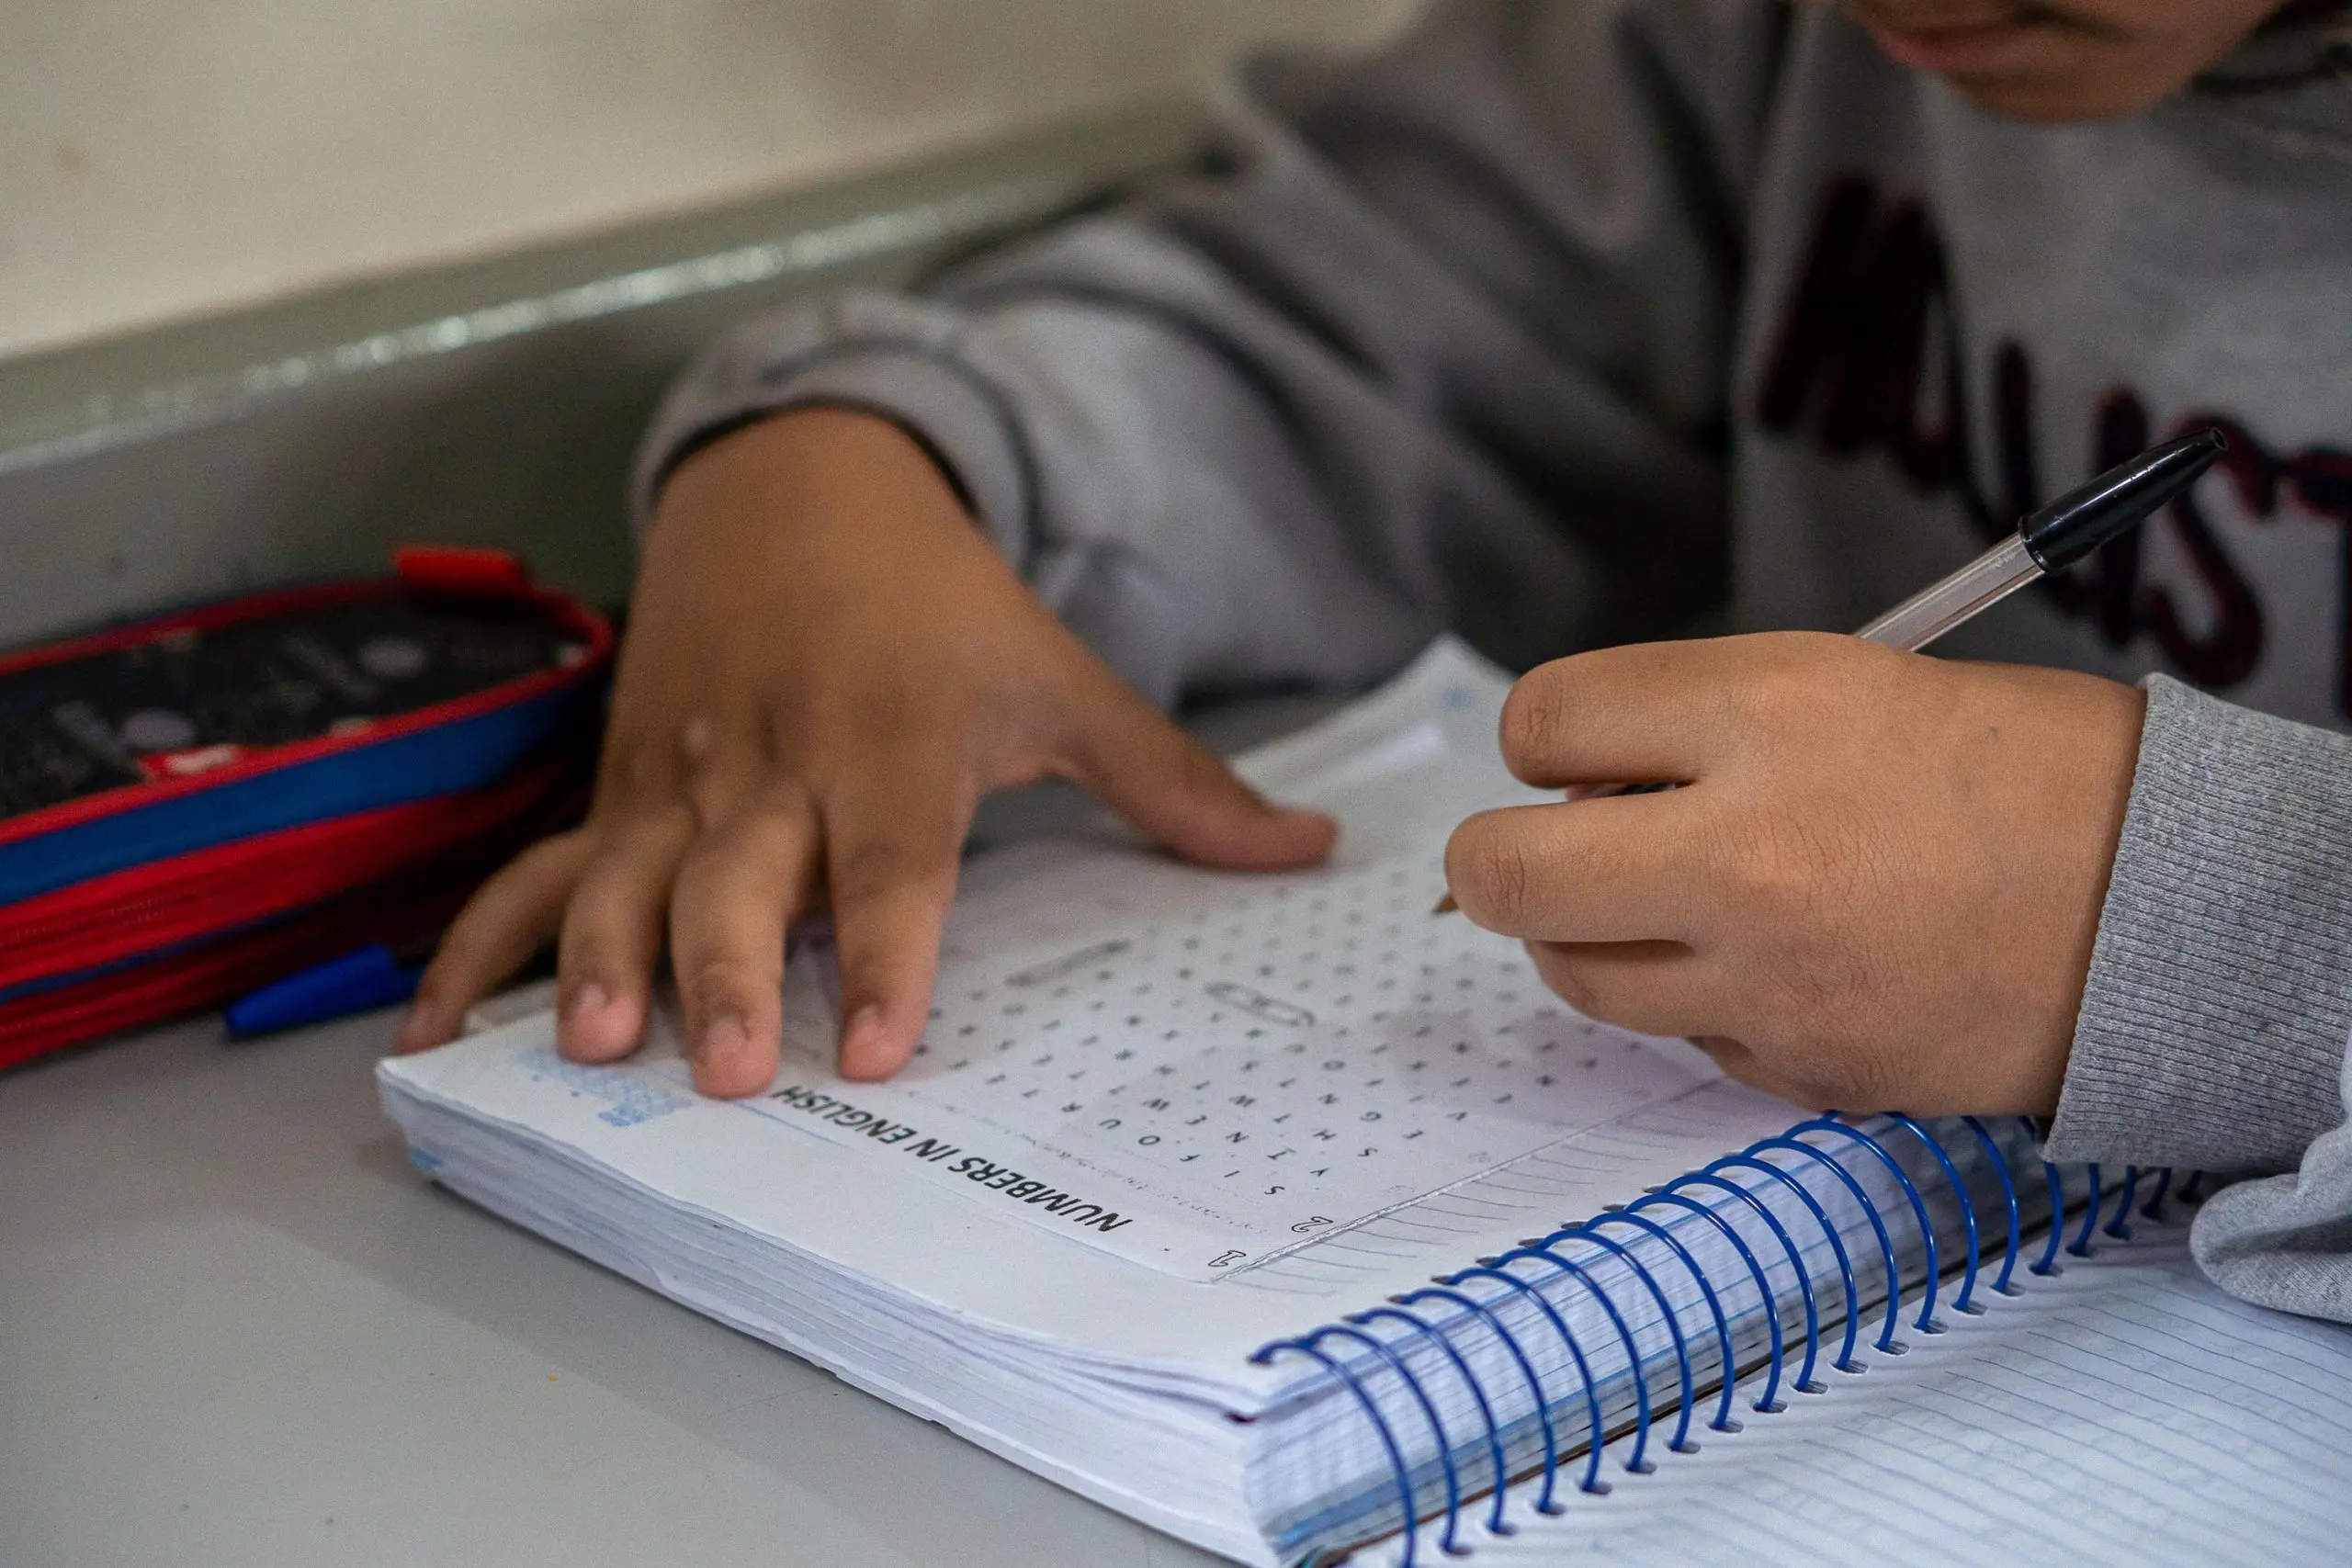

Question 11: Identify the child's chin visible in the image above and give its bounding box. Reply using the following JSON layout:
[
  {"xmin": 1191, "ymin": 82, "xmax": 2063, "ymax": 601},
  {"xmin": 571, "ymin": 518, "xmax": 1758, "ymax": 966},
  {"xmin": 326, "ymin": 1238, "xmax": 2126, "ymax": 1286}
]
[
  {"xmin": 1941, "ymin": 71, "xmax": 2177, "ymax": 125},
  {"xmin": 1858, "ymin": 15, "xmax": 2191, "ymax": 125}
]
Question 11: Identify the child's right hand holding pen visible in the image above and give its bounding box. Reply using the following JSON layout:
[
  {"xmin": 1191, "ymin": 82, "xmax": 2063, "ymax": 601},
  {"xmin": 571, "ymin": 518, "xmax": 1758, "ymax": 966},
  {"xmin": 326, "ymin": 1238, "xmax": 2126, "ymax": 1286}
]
[{"xmin": 394, "ymin": 407, "xmax": 1336, "ymax": 1095}]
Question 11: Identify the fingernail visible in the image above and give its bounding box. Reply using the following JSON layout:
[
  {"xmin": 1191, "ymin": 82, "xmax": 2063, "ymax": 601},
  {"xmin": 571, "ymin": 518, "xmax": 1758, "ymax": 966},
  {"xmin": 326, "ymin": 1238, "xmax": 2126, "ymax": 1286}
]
[
  {"xmin": 699, "ymin": 1013, "xmax": 753, "ymax": 1075},
  {"xmin": 560, "ymin": 982, "xmax": 632, "ymax": 1062}
]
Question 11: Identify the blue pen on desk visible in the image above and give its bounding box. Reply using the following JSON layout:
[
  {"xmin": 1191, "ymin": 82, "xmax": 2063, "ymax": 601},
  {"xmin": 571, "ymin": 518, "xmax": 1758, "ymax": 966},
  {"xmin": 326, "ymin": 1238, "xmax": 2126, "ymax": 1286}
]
[{"xmin": 224, "ymin": 943, "xmax": 423, "ymax": 1039}]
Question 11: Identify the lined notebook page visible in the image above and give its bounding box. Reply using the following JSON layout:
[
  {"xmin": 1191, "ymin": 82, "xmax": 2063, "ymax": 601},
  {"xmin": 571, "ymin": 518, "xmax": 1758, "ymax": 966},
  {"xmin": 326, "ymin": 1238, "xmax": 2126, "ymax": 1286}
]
[{"xmin": 1364, "ymin": 1226, "xmax": 2352, "ymax": 1566}]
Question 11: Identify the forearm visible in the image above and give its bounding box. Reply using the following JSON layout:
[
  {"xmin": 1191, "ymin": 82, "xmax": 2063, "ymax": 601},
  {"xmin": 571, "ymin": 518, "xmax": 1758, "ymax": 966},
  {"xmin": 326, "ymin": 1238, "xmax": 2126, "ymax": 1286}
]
[
  {"xmin": 629, "ymin": 0, "xmax": 1789, "ymax": 706},
  {"xmin": 630, "ymin": 276, "xmax": 1468, "ymax": 709}
]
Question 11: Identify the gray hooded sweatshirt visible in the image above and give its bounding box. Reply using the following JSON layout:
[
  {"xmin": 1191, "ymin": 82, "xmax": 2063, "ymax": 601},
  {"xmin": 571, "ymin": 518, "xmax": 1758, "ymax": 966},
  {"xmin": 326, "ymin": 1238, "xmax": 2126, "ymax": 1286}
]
[{"xmin": 633, "ymin": 1, "xmax": 2352, "ymax": 1322}]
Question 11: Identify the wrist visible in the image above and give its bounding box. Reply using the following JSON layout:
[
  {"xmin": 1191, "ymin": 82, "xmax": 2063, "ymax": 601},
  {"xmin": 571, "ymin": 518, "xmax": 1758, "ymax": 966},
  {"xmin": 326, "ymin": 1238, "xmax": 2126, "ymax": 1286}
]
[{"xmin": 646, "ymin": 406, "xmax": 978, "ymax": 569}]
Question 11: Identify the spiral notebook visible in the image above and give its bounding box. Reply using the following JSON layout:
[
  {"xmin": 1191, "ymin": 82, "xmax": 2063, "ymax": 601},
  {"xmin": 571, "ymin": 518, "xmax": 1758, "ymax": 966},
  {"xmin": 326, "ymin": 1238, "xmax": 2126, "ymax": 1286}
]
[{"xmin": 379, "ymin": 639, "xmax": 2352, "ymax": 1565}]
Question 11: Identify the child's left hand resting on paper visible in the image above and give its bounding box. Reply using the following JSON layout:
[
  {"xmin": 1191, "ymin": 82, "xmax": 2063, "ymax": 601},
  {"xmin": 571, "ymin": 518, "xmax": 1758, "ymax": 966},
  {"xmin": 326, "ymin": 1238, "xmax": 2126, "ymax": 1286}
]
[{"xmin": 1442, "ymin": 632, "xmax": 2145, "ymax": 1120}]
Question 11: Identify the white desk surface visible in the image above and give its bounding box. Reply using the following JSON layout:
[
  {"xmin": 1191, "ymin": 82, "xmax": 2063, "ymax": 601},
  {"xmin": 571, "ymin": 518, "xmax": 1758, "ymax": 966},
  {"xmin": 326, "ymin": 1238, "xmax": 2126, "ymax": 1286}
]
[{"xmin": 0, "ymin": 1006, "xmax": 1232, "ymax": 1567}]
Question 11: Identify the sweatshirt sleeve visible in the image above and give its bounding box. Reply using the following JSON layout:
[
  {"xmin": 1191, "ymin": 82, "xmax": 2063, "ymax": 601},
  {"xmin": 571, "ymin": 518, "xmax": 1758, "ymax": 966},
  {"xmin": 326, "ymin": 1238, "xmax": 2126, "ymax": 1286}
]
[
  {"xmin": 2045, "ymin": 676, "xmax": 2352, "ymax": 1324},
  {"xmin": 629, "ymin": 0, "xmax": 1788, "ymax": 706}
]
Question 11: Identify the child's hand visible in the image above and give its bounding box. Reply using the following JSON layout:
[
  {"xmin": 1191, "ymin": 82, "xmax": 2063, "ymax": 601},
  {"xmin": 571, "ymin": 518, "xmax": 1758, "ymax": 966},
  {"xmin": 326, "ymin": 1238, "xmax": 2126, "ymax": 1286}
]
[
  {"xmin": 1442, "ymin": 633, "xmax": 2145, "ymax": 1118},
  {"xmin": 399, "ymin": 409, "xmax": 1336, "ymax": 1094}
]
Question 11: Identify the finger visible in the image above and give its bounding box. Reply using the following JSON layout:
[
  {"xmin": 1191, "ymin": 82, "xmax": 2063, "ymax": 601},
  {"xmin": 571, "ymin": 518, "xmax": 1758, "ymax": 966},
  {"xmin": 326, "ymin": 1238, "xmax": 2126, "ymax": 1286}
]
[
  {"xmin": 820, "ymin": 767, "xmax": 973, "ymax": 1082},
  {"xmin": 668, "ymin": 803, "xmax": 820, "ymax": 1098},
  {"xmin": 400, "ymin": 832, "xmax": 595, "ymax": 1052},
  {"xmin": 1686, "ymin": 1034, "xmax": 1845, "ymax": 1113},
  {"xmin": 553, "ymin": 811, "xmax": 694, "ymax": 1066},
  {"xmin": 1523, "ymin": 938, "xmax": 1724, "ymax": 1039},
  {"xmin": 1686, "ymin": 1034, "xmax": 1760, "ymax": 1079},
  {"xmin": 1499, "ymin": 637, "xmax": 1826, "ymax": 788},
  {"xmin": 1057, "ymin": 673, "xmax": 1336, "ymax": 871},
  {"xmin": 1444, "ymin": 794, "xmax": 1707, "ymax": 942},
  {"xmin": 1687, "ymin": 1035, "xmax": 1811, "ymax": 1106}
]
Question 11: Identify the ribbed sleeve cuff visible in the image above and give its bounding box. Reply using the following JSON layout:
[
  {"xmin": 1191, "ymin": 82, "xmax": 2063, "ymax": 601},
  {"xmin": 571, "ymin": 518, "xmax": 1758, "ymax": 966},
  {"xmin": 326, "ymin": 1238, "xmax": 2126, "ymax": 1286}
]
[
  {"xmin": 626, "ymin": 296, "xmax": 1033, "ymax": 567},
  {"xmin": 2047, "ymin": 676, "xmax": 2352, "ymax": 1172}
]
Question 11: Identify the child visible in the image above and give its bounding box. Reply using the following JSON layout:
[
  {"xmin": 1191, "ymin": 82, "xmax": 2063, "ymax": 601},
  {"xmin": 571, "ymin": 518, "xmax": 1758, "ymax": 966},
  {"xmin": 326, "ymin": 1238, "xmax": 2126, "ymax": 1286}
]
[{"xmin": 401, "ymin": 1, "xmax": 2352, "ymax": 1321}]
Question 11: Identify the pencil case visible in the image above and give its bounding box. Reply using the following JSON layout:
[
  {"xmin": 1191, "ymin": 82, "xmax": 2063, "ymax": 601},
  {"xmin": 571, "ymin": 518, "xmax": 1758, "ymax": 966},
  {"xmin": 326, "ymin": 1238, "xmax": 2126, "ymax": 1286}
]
[{"xmin": 0, "ymin": 547, "xmax": 612, "ymax": 1070}]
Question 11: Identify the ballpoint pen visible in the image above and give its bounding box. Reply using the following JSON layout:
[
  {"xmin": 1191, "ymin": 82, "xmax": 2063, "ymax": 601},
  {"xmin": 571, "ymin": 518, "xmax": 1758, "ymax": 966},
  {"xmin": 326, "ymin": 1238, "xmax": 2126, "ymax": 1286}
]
[{"xmin": 1854, "ymin": 426, "xmax": 2226, "ymax": 651}]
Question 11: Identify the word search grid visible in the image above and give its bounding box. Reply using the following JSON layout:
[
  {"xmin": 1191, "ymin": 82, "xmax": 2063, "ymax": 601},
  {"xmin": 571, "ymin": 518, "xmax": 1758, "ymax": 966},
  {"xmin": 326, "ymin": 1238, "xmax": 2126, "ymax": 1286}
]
[{"xmin": 749, "ymin": 846, "xmax": 1717, "ymax": 1280}]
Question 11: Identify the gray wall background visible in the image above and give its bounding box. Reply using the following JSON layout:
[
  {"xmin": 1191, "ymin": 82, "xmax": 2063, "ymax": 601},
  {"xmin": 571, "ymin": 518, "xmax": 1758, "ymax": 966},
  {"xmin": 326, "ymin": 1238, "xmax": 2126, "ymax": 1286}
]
[{"xmin": 0, "ymin": 107, "xmax": 1198, "ymax": 645}]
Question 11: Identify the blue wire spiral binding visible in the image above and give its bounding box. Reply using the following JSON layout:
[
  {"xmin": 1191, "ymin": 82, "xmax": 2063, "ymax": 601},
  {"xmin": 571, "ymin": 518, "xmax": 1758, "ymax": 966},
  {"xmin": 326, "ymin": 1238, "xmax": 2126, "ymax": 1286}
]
[
  {"xmin": 1485, "ymin": 1247, "xmax": 1657, "ymax": 1473},
  {"xmin": 1628, "ymin": 1190, "xmax": 1790, "ymax": 1414},
  {"xmin": 1543, "ymin": 1227, "xmax": 1701, "ymax": 1453},
  {"xmin": 2070, "ymin": 1164, "xmax": 2106, "ymax": 1258},
  {"xmin": 1958, "ymin": 1117, "xmax": 2025, "ymax": 1296},
  {"xmin": 1664, "ymin": 1172, "xmax": 1826, "ymax": 1396},
  {"xmin": 1793, "ymin": 1117, "xmax": 1947, "ymax": 1333},
  {"xmin": 1583, "ymin": 1211, "xmax": 1744, "ymax": 1433},
  {"xmin": 1392, "ymin": 1288, "xmax": 1567, "ymax": 1517},
  {"xmin": 1347, "ymin": 1305, "xmax": 1515, "ymax": 1539},
  {"xmin": 1250, "ymin": 1117, "xmax": 2177, "ymax": 1563},
  {"xmin": 2033, "ymin": 1160, "xmax": 2069, "ymax": 1276},
  {"xmin": 2179, "ymin": 1170, "xmax": 2208, "ymax": 1203},
  {"xmin": 2104, "ymin": 1168, "xmax": 2142, "ymax": 1240},
  {"xmin": 1707, "ymin": 1153, "xmax": 1865, "ymax": 1376},
  {"xmin": 1317, "ymin": 1325, "xmax": 1466, "ymax": 1557},
  {"xmin": 1250, "ymin": 1338, "xmax": 1427, "ymax": 1568},
  {"xmin": 1752, "ymin": 1136, "xmax": 1906, "ymax": 1355},
  {"xmin": 1441, "ymin": 1267, "xmax": 1614, "ymax": 1497},
  {"xmin": 1883, "ymin": 1114, "xmax": 1984, "ymax": 1314}
]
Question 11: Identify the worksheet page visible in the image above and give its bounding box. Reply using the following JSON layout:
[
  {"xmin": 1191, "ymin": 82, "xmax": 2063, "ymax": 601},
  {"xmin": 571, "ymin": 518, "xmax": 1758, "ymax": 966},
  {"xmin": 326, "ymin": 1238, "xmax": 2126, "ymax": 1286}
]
[
  {"xmin": 745, "ymin": 864, "xmax": 1717, "ymax": 1280},
  {"xmin": 615, "ymin": 639, "xmax": 1731, "ymax": 1280},
  {"xmin": 385, "ymin": 640, "xmax": 1796, "ymax": 1367}
]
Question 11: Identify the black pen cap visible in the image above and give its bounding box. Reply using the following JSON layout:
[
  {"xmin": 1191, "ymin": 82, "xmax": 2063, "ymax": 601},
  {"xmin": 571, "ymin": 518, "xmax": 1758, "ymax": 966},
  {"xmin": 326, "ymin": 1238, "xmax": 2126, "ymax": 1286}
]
[{"xmin": 2020, "ymin": 427, "xmax": 2227, "ymax": 573}]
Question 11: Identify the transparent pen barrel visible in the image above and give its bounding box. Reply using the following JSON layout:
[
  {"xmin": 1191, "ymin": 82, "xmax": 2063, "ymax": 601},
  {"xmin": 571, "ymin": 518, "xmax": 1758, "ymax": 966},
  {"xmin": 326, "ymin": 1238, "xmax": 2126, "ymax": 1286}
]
[{"xmin": 1854, "ymin": 534, "xmax": 2040, "ymax": 652}]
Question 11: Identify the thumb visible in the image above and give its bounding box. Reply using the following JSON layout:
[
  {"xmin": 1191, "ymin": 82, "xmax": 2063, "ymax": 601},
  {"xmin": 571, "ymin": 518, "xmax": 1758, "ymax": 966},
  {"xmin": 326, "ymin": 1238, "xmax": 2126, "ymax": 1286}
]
[{"xmin": 1056, "ymin": 671, "xmax": 1337, "ymax": 871}]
